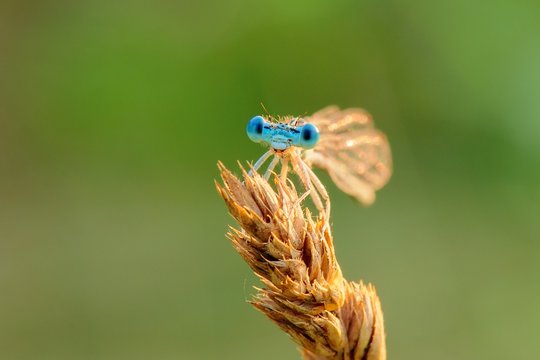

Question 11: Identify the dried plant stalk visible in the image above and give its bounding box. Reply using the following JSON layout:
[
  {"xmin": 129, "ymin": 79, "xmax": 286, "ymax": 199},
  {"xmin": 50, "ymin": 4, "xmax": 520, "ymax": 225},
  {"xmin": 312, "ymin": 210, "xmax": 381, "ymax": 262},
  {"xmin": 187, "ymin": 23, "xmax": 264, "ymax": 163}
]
[{"xmin": 216, "ymin": 161, "xmax": 386, "ymax": 360}]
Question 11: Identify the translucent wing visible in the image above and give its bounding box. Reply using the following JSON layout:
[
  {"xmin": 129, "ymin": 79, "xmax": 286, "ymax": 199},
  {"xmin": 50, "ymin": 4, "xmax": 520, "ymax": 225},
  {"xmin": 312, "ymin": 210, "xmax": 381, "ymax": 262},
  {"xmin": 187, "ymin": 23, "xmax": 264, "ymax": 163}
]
[{"xmin": 303, "ymin": 106, "xmax": 392, "ymax": 206}]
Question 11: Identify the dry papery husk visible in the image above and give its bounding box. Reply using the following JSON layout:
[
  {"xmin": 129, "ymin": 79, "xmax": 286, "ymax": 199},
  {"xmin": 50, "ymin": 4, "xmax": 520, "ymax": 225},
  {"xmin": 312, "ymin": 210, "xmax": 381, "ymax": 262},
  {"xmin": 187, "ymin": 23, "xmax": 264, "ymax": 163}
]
[{"xmin": 216, "ymin": 162, "xmax": 386, "ymax": 360}]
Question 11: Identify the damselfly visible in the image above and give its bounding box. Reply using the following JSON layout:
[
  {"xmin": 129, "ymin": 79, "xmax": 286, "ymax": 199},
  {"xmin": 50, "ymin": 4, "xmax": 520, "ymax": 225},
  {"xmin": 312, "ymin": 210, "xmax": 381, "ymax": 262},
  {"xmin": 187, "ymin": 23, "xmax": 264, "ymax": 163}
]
[{"xmin": 246, "ymin": 106, "xmax": 392, "ymax": 213}]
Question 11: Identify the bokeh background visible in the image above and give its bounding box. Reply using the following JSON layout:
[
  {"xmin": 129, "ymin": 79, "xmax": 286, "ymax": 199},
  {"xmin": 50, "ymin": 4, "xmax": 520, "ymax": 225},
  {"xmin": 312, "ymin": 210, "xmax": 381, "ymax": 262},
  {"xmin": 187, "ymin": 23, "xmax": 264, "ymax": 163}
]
[{"xmin": 1, "ymin": 1, "xmax": 539, "ymax": 359}]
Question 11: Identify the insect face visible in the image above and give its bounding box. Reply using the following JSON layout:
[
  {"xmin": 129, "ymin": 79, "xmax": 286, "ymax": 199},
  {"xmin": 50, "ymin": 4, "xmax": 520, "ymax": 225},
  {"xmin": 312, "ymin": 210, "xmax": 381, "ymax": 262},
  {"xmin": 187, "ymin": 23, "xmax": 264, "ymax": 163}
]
[{"xmin": 246, "ymin": 116, "xmax": 320, "ymax": 151}]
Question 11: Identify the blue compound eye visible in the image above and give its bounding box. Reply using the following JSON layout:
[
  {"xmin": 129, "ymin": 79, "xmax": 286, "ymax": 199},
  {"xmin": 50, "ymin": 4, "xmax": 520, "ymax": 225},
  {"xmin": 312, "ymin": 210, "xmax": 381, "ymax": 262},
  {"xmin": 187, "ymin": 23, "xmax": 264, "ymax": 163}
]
[
  {"xmin": 298, "ymin": 123, "xmax": 320, "ymax": 149},
  {"xmin": 246, "ymin": 116, "xmax": 265, "ymax": 143}
]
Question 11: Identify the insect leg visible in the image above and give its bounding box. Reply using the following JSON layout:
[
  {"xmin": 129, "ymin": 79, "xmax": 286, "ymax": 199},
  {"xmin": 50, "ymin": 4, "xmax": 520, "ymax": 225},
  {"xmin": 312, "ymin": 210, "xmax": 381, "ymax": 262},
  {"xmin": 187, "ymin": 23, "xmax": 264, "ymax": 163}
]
[
  {"xmin": 280, "ymin": 157, "xmax": 289, "ymax": 181},
  {"xmin": 302, "ymin": 160, "xmax": 331, "ymax": 218},
  {"xmin": 249, "ymin": 150, "xmax": 273, "ymax": 176},
  {"xmin": 264, "ymin": 155, "xmax": 280, "ymax": 180},
  {"xmin": 291, "ymin": 154, "xmax": 324, "ymax": 212}
]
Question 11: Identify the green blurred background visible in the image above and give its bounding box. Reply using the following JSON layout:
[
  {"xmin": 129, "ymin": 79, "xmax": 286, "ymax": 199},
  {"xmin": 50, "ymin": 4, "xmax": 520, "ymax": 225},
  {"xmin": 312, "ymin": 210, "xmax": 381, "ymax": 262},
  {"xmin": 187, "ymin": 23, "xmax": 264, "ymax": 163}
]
[{"xmin": 1, "ymin": 0, "xmax": 539, "ymax": 359}]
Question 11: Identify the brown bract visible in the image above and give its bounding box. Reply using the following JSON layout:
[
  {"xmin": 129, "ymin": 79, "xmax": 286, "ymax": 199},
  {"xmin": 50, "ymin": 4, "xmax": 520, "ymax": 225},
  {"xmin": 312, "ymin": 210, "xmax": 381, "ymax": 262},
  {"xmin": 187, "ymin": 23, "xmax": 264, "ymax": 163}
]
[{"xmin": 216, "ymin": 161, "xmax": 386, "ymax": 360}]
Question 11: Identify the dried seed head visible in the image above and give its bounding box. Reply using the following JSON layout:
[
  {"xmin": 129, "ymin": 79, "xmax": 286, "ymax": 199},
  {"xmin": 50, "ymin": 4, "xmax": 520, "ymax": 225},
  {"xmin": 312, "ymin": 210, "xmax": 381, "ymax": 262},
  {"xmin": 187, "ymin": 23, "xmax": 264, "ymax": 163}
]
[{"xmin": 216, "ymin": 161, "xmax": 386, "ymax": 360}]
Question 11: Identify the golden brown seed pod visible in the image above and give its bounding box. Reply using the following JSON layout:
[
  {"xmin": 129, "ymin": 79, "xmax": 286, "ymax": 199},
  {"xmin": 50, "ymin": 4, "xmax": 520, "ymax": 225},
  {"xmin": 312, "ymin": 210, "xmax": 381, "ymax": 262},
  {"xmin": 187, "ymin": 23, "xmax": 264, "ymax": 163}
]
[{"xmin": 216, "ymin": 161, "xmax": 386, "ymax": 360}]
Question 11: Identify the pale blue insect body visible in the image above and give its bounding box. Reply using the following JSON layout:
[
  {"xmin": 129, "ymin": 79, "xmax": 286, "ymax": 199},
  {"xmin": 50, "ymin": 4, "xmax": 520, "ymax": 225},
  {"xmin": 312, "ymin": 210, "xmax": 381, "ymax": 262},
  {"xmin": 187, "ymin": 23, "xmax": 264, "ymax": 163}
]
[
  {"xmin": 246, "ymin": 116, "xmax": 320, "ymax": 150},
  {"xmin": 246, "ymin": 114, "xmax": 328, "ymax": 214}
]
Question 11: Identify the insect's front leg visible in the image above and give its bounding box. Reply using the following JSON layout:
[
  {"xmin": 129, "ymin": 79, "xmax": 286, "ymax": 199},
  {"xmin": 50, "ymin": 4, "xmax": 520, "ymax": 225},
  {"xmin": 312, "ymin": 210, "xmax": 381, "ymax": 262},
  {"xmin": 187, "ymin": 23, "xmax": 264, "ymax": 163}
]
[
  {"xmin": 264, "ymin": 155, "xmax": 280, "ymax": 180},
  {"xmin": 280, "ymin": 157, "xmax": 289, "ymax": 181},
  {"xmin": 249, "ymin": 150, "xmax": 273, "ymax": 176}
]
